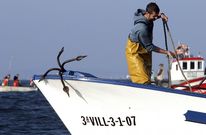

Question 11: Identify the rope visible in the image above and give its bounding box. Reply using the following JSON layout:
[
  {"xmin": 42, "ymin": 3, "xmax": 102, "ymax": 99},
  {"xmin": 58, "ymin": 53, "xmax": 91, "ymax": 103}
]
[
  {"xmin": 163, "ymin": 21, "xmax": 192, "ymax": 92},
  {"xmin": 162, "ymin": 21, "xmax": 171, "ymax": 88}
]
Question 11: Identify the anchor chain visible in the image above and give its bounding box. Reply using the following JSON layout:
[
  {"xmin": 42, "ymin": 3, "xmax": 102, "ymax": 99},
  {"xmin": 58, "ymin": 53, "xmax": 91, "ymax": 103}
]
[{"xmin": 39, "ymin": 47, "xmax": 87, "ymax": 96}]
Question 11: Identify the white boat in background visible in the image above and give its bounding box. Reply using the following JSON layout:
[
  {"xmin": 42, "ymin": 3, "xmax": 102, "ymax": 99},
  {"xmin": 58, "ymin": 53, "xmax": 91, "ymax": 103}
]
[
  {"xmin": 168, "ymin": 44, "xmax": 206, "ymax": 94},
  {"xmin": 170, "ymin": 43, "xmax": 205, "ymax": 85},
  {"xmin": 33, "ymin": 48, "xmax": 206, "ymax": 135},
  {"xmin": 0, "ymin": 86, "xmax": 37, "ymax": 92},
  {"xmin": 171, "ymin": 57, "xmax": 205, "ymax": 84}
]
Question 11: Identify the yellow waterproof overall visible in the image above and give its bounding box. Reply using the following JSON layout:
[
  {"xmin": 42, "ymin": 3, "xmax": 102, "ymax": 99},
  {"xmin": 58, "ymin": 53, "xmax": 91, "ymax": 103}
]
[{"xmin": 125, "ymin": 38, "xmax": 152, "ymax": 84}]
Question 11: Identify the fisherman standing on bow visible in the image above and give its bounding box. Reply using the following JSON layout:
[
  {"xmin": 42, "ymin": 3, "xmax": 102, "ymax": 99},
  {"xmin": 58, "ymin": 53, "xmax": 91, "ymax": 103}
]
[{"xmin": 125, "ymin": 2, "xmax": 176, "ymax": 84}]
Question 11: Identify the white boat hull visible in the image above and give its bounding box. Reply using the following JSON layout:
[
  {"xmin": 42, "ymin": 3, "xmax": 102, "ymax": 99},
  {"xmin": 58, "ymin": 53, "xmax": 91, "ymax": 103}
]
[
  {"xmin": 33, "ymin": 74, "xmax": 206, "ymax": 135},
  {"xmin": 0, "ymin": 86, "xmax": 37, "ymax": 92}
]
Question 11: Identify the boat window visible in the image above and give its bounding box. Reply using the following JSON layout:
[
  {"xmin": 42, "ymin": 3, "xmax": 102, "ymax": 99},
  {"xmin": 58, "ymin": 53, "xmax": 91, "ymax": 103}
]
[
  {"xmin": 198, "ymin": 61, "xmax": 202, "ymax": 70},
  {"xmin": 176, "ymin": 64, "xmax": 178, "ymax": 71},
  {"xmin": 183, "ymin": 62, "xmax": 187, "ymax": 70},
  {"xmin": 190, "ymin": 61, "xmax": 195, "ymax": 70}
]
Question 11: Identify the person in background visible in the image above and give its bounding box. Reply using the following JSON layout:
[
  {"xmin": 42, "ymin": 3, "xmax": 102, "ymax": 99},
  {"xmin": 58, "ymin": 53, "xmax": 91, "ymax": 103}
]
[
  {"xmin": 175, "ymin": 44, "xmax": 189, "ymax": 58},
  {"xmin": 2, "ymin": 74, "xmax": 10, "ymax": 86},
  {"xmin": 29, "ymin": 79, "xmax": 36, "ymax": 88},
  {"xmin": 13, "ymin": 74, "xmax": 20, "ymax": 87},
  {"xmin": 125, "ymin": 2, "xmax": 176, "ymax": 84},
  {"xmin": 156, "ymin": 64, "xmax": 164, "ymax": 86}
]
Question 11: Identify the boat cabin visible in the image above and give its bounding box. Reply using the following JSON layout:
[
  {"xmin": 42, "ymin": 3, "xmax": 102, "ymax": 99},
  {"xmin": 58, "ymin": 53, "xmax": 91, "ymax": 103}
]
[{"xmin": 170, "ymin": 44, "xmax": 205, "ymax": 84}]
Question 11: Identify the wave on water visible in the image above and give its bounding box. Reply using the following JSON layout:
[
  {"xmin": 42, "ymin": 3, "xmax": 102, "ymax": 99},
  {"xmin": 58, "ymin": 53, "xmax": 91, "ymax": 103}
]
[{"xmin": 0, "ymin": 91, "xmax": 70, "ymax": 135}]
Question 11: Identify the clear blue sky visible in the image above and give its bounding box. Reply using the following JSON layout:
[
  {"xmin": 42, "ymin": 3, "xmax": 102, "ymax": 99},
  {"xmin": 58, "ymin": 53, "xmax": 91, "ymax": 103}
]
[{"xmin": 0, "ymin": 0, "xmax": 206, "ymax": 79}]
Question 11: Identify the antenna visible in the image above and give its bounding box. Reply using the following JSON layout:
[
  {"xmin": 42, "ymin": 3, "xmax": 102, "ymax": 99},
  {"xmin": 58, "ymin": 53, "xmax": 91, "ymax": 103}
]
[{"xmin": 8, "ymin": 56, "xmax": 13, "ymax": 73}]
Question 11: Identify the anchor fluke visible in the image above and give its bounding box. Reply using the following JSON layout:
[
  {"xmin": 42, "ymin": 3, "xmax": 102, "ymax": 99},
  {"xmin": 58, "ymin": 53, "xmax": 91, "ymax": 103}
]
[{"xmin": 39, "ymin": 47, "xmax": 87, "ymax": 96}]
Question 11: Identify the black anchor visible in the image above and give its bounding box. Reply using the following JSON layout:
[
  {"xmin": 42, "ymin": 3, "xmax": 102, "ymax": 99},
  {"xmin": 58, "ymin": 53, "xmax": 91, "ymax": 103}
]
[{"xmin": 39, "ymin": 47, "xmax": 87, "ymax": 96}]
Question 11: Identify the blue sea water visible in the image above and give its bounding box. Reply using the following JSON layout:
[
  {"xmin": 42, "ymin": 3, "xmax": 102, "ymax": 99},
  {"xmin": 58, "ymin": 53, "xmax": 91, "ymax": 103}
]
[{"xmin": 0, "ymin": 90, "xmax": 71, "ymax": 135}]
